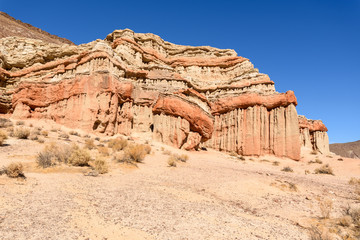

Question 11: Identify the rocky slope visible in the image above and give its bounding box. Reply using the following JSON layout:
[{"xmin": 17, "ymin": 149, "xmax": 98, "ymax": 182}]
[
  {"xmin": 0, "ymin": 12, "xmax": 73, "ymax": 45},
  {"xmin": 330, "ymin": 140, "xmax": 360, "ymax": 159},
  {"xmin": 0, "ymin": 26, "xmax": 329, "ymax": 160}
]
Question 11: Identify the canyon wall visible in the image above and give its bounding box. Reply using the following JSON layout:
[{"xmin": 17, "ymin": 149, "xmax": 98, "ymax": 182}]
[{"xmin": 0, "ymin": 29, "xmax": 329, "ymax": 160}]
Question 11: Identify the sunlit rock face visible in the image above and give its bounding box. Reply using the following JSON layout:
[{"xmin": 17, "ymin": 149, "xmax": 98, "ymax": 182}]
[{"xmin": 0, "ymin": 28, "xmax": 328, "ymax": 160}]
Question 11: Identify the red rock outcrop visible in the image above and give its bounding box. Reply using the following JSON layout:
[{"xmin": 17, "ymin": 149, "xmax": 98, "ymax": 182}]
[{"xmin": 0, "ymin": 28, "xmax": 329, "ymax": 160}]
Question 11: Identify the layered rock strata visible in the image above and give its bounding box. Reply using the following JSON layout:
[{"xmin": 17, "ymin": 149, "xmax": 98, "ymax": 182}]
[
  {"xmin": 0, "ymin": 28, "xmax": 329, "ymax": 160},
  {"xmin": 298, "ymin": 115, "xmax": 329, "ymax": 154}
]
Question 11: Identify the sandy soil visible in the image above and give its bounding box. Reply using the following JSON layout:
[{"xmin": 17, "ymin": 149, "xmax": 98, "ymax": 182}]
[{"xmin": 0, "ymin": 119, "xmax": 359, "ymax": 240}]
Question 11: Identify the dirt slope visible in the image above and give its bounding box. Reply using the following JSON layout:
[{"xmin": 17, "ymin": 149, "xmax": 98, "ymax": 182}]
[
  {"xmin": 0, "ymin": 12, "xmax": 74, "ymax": 45},
  {"xmin": 330, "ymin": 140, "xmax": 360, "ymax": 159}
]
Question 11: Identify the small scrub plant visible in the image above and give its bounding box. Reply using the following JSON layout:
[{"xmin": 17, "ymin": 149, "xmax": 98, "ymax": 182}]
[
  {"xmin": 83, "ymin": 134, "xmax": 91, "ymax": 138},
  {"xmin": 272, "ymin": 161, "xmax": 280, "ymax": 166},
  {"xmin": 123, "ymin": 144, "xmax": 146, "ymax": 163},
  {"xmin": 69, "ymin": 130, "xmax": 80, "ymax": 136},
  {"xmin": 85, "ymin": 139, "xmax": 96, "ymax": 150},
  {"xmin": 59, "ymin": 133, "xmax": 70, "ymax": 139},
  {"xmin": 5, "ymin": 162, "xmax": 25, "ymax": 178},
  {"xmin": 93, "ymin": 158, "xmax": 109, "ymax": 174},
  {"xmin": 36, "ymin": 150, "xmax": 56, "ymax": 168},
  {"xmin": 163, "ymin": 149, "xmax": 172, "ymax": 155},
  {"xmin": 68, "ymin": 148, "xmax": 91, "ymax": 166},
  {"xmin": 0, "ymin": 130, "xmax": 8, "ymax": 146},
  {"xmin": 14, "ymin": 127, "xmax": 30, "ymax": 139},
  {"xmin": 308, "ymin": 158, "xmax": 323, "ymax": 164},
  {"xmin": 281, "ymin": 166, "xmax": 293, "ymax": 172},
  {"xmin": 174, "ymin": 154, "xmax": 189, "ymax": 162},
  {"xmin": 16, "ymin": 120, "xmax": 25, "ymax": 126},
  {"xmin": 97, "ymin": 146, "xmax": 109, "ymax": 156},
  {"xmin": 167, "ymin": 156, "xmax": 177, "ymax": 167},
  {"xmin": 0, "ymin": 118, "xmax": 13, "ymax": 128},
  {"xmin": 144, "ymin": 144, "xmax": 151, "ymax": 154},
  {"xmin": 41, "ymin": 130, "xmax": 49, "ymax": 137},
  {"xmin": 310, "ymin": 150, "xmax": 318, "ymax": 155},
  {"xmin": 314, "ymin": 164, "xmax": 334, "ymax": 175},
  {"xmin": 337, "ymin": 158, "xmax": 343, "ymax": 161},
  {"xmin": 37, "ymin": 138, "xmax": 45, "ymax": 144},
  {"xmin": 29, "ymin": 134, "xmax": 38, "ymax": 141},
  {"xmin": 318, "ymin": 198, "xmax": 333, "ymax": 219},
  {"xmin": 108, "ymin": 137, "xmax": 128, "ymax": 151}
]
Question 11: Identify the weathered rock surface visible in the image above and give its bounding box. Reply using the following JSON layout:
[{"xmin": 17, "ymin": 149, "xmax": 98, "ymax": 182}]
[
  {"xmin": 330, "ymin": 140, "xmax": 360, "ymax": 159},
  {"xmin": 298, "ymin": 115, "xmax": 329, "ymax": 154},
  {"xmin": 0, "ymin": 26, "xmax": 329, "ymax": 160}
]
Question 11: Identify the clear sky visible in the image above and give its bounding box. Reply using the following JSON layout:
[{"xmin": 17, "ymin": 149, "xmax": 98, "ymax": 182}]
[{"xmin": 1, "ymin": 0, "xmax": 359, "ymax": 143}]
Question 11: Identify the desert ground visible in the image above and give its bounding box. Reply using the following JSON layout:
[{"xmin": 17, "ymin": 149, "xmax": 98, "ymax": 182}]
[{"xmin": 0, "ymin": 118, "xmax": 359, "ymax": 240}]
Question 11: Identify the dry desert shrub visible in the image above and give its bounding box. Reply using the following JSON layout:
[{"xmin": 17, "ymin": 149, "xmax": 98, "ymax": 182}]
[
  {"xmin": 83, "ymin": 134, "xmax": 91, "ymax": 138},
  {"xmin": 41, "ymin": 130, "xmax": 49, "ymax": 137},
  {"xmin": 309, "ymin": 158, "xmax": 323, "ymax": 164},
  {"xmin": 349, "ymin": 178, "xmax": 360, "ymax": 186},
  {"xmin": 16, "ymin": 120, "xmax": 25, "ymax": 126},
  {"xmin": 163, "ymin": 149, "xmax": 172, "ymax": 155},
  {"xmin": 59, "ymin": 133, "xmax": 69, "ymax": 139},
  {"xmin": 5, "ymin": 162, "xmax": 25, "ymax": 178},
  {"xmin": 14, "ymin": 127, "xmax": 30, "ymax": 139},
  {"xmin": 0, "ymin": 118, "xmax": 13, "ymax": 128},
  {"xmin": 314, "ymin": 164, "xmax": 334, "ymax": 175},
  {"xmin": 272, "ymin": 161, "xmax": 280, "ymax": 166},
  {"xmin": 85, "ymin": 139, "xmax": 96, "ymax": 150},
  {"xmin": 97, "ymin": 146, "xmax": 109, "ymax": 156},
  {"xmin": 311, "ymin": 150, "xmax": 318, "ymax": 155},
  {"xmin": 36, "ymin": 150, "xmax": 56, "ymax": 168},
  {"xmin": 167, "ymin": 156, "xmax": 177, "ymax": 167},
  {"xmin": 69, "ymin": 130, "xmax": 80, "ymax": 136},
  {"xmin": 281, "ymin": 166, "xmax": 293, "ymax": 172},
  {"xmin": 123, "ymin": 144, "xmax": 146, "ymax": 163},
  {"xmin": 0, "ymin": 130, "xmax": 8, "ymax": 146},
  {"xmin": 108, "ymin": 137, "xmax": 128, "ymax": 151},
  {"xmin": 37, "ymin": 138, "xmax": 45, "ymax": 143},
  {"xmin": 319, "ymin": 199, "xmax": 333, "ymax": 219},
  {"xmin": 144, "ymin": 144, "xmax": 151, "ymax": 154},
  {"xmin": 68, "ymin": 148, "xmax": 91, "ymax": 166},
  {"xmin": 308, "ymin": 225, "xmax": 332, "ymax": 240},
  {"xmin": 93, "ymin": 158, "xmax": 109, "ymax": 174},
  {"xmin": 174, "ymin": 154, "xmax": 189, "ymax": 162},
  {"xmin": 337, "ymin": 158, "xmax": 343, "ymax": 161}
]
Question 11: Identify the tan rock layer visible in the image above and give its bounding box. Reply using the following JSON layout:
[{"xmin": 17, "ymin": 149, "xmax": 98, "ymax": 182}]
[
  {"xmin": 210, "ymin": 90, "xmax": 297, "ymax": 115},
  {"xmin": 152, "ymin": 95, "xmax": 214, "ymax": 140}
]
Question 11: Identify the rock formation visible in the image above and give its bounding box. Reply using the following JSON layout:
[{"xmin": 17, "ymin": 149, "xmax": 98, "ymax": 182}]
[
  {"xmin": 0, "ymin": 26, "xmax": 329, "ymax": 160},
  {"xmin": 298, "ymin": 115, "xmax": 329, "ymax": 154}
]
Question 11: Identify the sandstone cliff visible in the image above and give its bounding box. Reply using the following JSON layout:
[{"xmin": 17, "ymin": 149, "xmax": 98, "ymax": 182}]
[{"xmin": 0, "ymin": 28, "xmax": 329, "ymax": 160}]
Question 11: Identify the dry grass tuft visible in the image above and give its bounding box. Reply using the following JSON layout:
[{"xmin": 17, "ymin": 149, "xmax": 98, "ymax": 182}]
[
  {"xmin": 108, "ymin": 137, "xmax": 128, "ymax": 151},
  {"xmin": 16, "ymin": 120, "xmax": 25, "ymax": 126},
  {"xmin": 281, "ymin": 166, "xmax": 293, "ymax": 172},
  {"xmin": 69, "ymin": 130, "xmax": 80, "ymax": 136},
  {"xmin": 319, "ymin": 199, "xmax": 333, "ymax": 219},
  {"xmin": 59, "ymin": 133, "xmax": 69, "ymax": 139},
  {"xmin": 85, "ymin": 139, "xmax": 96, "ymax": 150},
  {"xmin": 0, "ymin": 130, "xmax": 8, "ymax": 146},
  {"xmin": 314, "ymin": 164, "xmax": 334, "ymax": 175},
  {"xmin": 41, "ymin": 130, "xmax": 49, "ymax": 137},
  {"xmin": 167, "ymin": 156, "xmax": 177, "ymax": 167},
  {"xmin": 14, "ymin": 127, "xmax": 30, "ymax": 139},
  {"xmin": 97, "ymin": 146, "xmax": 109, "ymax": 156},
  {"xmin": 68, "ymin": 148, "xmax": 91, "ymax": 166},
  {"xmin": 5, "ymin": 162, "xmax": 25, "ymax": 178},
  {"xmin": 272, "ymin": 161, "xmax": 280, "ymax": 166},
  {"xmin": 93, "ymin": 158, "xmax": 109, "ymax": 174},
  {"xmin": 0, "ymin": 118, "xmax": 13, "ymax": 128},
  {"xmin": 309, "ymin": 158, "xmax": 323, "ymax": 164}
]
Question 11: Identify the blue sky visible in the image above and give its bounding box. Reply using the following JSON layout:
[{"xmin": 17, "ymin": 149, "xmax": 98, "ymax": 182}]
[{"xmin": 1, "ymin": 0, "xmax": 359, "ymax": 143}]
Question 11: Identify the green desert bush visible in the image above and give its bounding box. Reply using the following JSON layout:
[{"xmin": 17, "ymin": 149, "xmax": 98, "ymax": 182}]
[{"xmin": 14, "ymin": 127, "xmax": 30, "ymax": 139}]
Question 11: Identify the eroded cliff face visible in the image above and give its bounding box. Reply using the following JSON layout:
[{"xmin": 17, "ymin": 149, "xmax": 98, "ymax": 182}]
[
  {"xmin": 298, "ymin": 115, "xmax": 329, "ymax": 154},
  {"xmin": 0, "ymin": 28, "xmax": 329, "ymax": 160}
]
